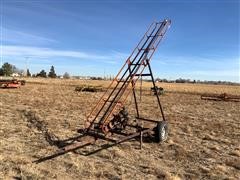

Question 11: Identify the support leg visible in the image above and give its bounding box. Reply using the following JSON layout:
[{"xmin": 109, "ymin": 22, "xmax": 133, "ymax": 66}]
[{"xmin": 146, "ymin": 60, "xmax": 166, "ymax": 121}]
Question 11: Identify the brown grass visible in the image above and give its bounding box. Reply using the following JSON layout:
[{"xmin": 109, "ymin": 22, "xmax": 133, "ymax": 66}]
[{"xmin": 0, "ymin": 78, "xmax": 240, "ymax": 179}]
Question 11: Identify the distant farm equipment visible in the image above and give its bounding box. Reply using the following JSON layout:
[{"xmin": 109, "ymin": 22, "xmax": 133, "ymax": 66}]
[
  {"xmin": 151, "ymin": 86, "xmax": 164, "ymax": 95},
  {"xmin": 75, "ymin": 85, "xmax": 103, "ymax": 92},
  {"xmin": 0, "ymin": 79, "xmax": 25, "ymax": 88},
  {"xmin": 201, "ymin": 93, "xmax": 240, "ymax": 102},
  {"xmin": 36, "ymin": 19, "xmax": 171, "ymax": 163}
]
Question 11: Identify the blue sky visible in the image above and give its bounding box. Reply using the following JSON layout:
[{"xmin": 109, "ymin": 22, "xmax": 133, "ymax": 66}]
[{"xmin": 1, "ymin": 0, "xmax": 239, "ymax": 82}]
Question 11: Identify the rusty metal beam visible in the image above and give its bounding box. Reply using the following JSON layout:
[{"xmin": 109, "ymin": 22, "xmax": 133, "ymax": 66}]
[
  {"xmin": 84, "ymin": 128, "xmax": 152, "ymax": 156},
  {"xmin": 34, "ymin": 136, "xmax": 96, "ymax": 163},
  {"xmin": 136, "ymin": 117, "xmax": 160, "ymax": 123}
]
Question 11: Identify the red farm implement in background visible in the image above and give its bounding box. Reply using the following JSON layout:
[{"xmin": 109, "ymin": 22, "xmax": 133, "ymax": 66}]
[{"xmin": 0, "ymin": 79, "xmax": 25, "ymax": 88}]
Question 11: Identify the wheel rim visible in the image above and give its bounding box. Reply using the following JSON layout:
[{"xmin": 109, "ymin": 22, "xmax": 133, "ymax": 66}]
[{"xmin": 161, "ymin": 126, "xmax": 166, "ymax": 140}]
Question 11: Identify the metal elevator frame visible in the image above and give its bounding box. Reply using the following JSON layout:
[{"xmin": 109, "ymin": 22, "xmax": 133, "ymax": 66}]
[
  {"xmin": 35, "ymin": 19, "xmax": 172, "ymax": 163},
  {"xmin": 84, "ymin": 19, "xmax": 171, "ymax": 134}
]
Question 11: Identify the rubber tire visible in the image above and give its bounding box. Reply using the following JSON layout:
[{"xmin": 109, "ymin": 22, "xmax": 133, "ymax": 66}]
[{"xmin": 155, "ymin": 121, "xmax": 168, "ymax": 143}]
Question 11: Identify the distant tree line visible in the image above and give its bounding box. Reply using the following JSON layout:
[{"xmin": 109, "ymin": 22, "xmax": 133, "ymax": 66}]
[
  {"xmin": 154, "ymin": 78, "xmax": 239, "ymax": 85},
  {"xmin": 0, "ymin": 62, "xmax": 238, "ymax": 85},
  {"xmin": 0, "ymin": 62, "xmax": 70, "ymax": 79},
  {"xmin": 32, "ymin": 66, "xmax": 57, "ymax": 78}
]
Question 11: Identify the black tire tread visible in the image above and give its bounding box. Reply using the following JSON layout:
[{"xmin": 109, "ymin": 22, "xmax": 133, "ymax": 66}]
[{"xmin": 155, "ymin": 121, "xmax": 168, "ymax": 143}]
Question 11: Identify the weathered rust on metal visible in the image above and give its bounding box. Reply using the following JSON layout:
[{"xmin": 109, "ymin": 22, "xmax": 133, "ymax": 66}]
[
  {"xmin": 61, "ymin": 136, "xmax": 96, "ymax": 151},
  {"xmin": 84, "ymin": 19, "xmax": 171, "ymax": 134},
  {"xmin": 114, "ymin": 129, "xmax": 152, "ymax": 144},
  {"xmin": 34, "ymin": 136, "xmax": 96, "ymax": 163},
  {"xmin": 201, "ymin": 93, "xmax": 240, "ymax": 102}
]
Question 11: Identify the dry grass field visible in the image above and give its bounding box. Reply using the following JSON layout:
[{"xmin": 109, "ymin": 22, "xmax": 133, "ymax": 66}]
[{"xmin": 0, "ymin": 78, "xmax": 240, "ymax": 179}]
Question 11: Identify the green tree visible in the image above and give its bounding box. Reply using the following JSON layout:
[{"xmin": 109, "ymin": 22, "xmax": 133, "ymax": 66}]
[
  {"xmin": 48, "ymin": 65, "xmax": 57, "ymax": 78},
  {"xmin": 26, "ymin": 69, "xmax": 31, "ymax": 77},
  {"xmin": 37, "ymin": 70, "xmax": 47, "ymax": 78},
  {"xmin": 1, "ymin": 62, "xmax": 14, "ymax": 76}
]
